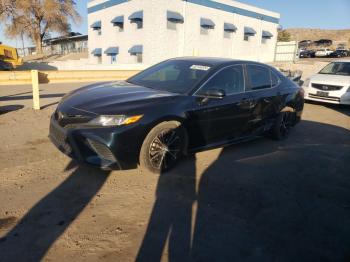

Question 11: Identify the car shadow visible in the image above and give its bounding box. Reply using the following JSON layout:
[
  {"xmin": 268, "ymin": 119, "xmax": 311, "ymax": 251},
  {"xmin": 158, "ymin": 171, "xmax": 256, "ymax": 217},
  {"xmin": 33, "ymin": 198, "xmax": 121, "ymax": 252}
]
[
  {"xmin": 137, "ymin": 120, "xmax": 350, "ymax": 261},
  {"xmin": 305, "ymin": 100, "xmax": 350, "ymax": 117},
  {"xmin": 0, "ymin": 93, "xmax": 66, "ymax": 102},
  {"xmin": 136, "ymin": 156, "xmax": 197, "ymax": 262},
  {"xmin": 0, "ymin": 161, "xmax": 110, "ymax": 262},
  {"xmin": 0, "ymin": 105, "xmax": 24, "ymax": 115}
]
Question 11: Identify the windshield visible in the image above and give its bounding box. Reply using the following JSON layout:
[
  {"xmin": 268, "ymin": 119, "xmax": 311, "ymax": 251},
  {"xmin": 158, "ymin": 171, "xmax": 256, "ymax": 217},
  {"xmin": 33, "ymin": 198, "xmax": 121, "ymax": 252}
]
[
  {"xmin": 127, "ymin": 60, "xmax": 213, "ymax": 94},
  {"xmin": 319, "ymin": 62, "xmax": 350, "ymax": 76}
]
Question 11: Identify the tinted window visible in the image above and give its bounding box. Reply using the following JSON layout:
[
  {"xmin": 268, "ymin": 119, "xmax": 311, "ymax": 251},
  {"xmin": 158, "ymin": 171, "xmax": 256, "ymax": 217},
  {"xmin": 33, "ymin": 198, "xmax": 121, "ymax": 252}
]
[
  {"xmin": 127, "ymin": 60, "xmax": 213, "ymax": 94},
  {"xmin": 247, "ymin": 65, "xmax": 271, "ymax": 90},
  {"xmin": 271, "ymin": 71, "xmax": 280, "ymax": 86},
  {"xmin": 198, "ymin": 65, "xmax": 245, "ymax": 95}
]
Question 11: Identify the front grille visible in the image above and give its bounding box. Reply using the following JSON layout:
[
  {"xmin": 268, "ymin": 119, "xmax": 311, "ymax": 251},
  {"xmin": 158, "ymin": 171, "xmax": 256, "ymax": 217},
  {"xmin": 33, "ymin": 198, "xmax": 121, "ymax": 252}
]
[
  {"xmin": 311, "ymin": 83, "xmax": 343, "ymax": 91},
  {"xmin": 50, "ymin": 123, "xmax": 67, "ymax": 145},
  {"xmin": 50, "ymin": 122, "xmax": 72, "ymax": 154},
  {"xmin": 54, "ymin": 110, "xmax": 91, "ymax": 127},
  {"xmin": 87, "ymin": 139, "xmax": 116, "ymax": 162},
  {"xmin": 309, "ymin": 94, "xmax": 340, "ymax": 102}
]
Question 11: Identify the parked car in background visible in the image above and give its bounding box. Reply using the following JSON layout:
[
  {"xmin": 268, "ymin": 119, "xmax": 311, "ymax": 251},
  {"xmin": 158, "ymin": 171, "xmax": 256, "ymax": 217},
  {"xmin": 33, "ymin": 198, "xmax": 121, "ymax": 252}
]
[
  {"xmin": 315, "ymin": 48, "xmax": 333, "ymax": 57},
  {"xmin": 299, "ymin": 49, "xmax": 316, "ymax": 58},
  {"xmin": 314, "ymin": 39, "xmax": 333, "ymax": 46},
  {"xmin": 330, "ymin": 49, "xmax": 349, "ymax": 58},
  {"xmin": 303, "ymin": 60, "xmax": 350, "ymax": 105},
  {"xmin": 298, "ymin": 40, "xmax": 313, "ymax": 47},
  {"xmin": 49, "ymin": 58, "xmax": 304, "ymax": 173},
  {"xmin": 0, "ymin": 60, "xmax": 12, "ymax": 71}
]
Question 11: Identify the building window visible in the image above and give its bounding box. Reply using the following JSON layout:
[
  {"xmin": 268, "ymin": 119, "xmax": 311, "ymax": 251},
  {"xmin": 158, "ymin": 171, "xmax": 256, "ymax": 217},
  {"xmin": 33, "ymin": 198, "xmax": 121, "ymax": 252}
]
[
  {"xmin": 129, "ymin": 45, "xmax": 143, "ymax": 63},
  {"xmin": 135, "ymin": 20, "xmax": 143, "ymax": 29},
  {"xmin": 166, "ymin": 11, "xmax": 184, "ymax": 31},
  {"xmin": 224, "ymin": 23, "xmax": 236, "ymax": 39},
  {"xmin": 167, "ymin": 21, "xmax": 177, "ymax": 30},
  {"xmin": 90, "ymin": 21, "xmax": 102, "ymax": 36},
  {"xmin": 244, "ymin": 26, "xmax": 257, "ymax": 42},
  {"xmin": 200, "ymin": 18, "xmax": 215, "ymax": 35},
  {"xmin": 97, "ymin": 56, "xmax": 102, "ymax": 64},
  {"xmin": 129, "ymin": 11, "xmax": 143, "ymax": 30},
  {"xmin": 201, "ymin": 27, "xmax": 209, "ymax": 35},
  {"xmin": 111, "ymin": 54, "xmax": 117, "ymax": 64},
  {"xmin": 111, "ymin": 16, "xmax": 124, "ymax": 32},
  {"xmin": 262, "ymin": 30, "xmax": 273, "ymax": 44},
  {"xmin": 105, "ymin": 47, "xmax": 119, "ymax": 64},
  {"xmin": 136, "ymin": 53, "xmax": 143, "ymax": 63},
  {"xmin": 224, "ymin": 31, "xmax": 232, "ymax": 39}
]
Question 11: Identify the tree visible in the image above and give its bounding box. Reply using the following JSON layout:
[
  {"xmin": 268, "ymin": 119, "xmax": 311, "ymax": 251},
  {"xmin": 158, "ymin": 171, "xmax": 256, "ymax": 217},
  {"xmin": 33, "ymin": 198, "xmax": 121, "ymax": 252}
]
[
  {"xmin": 0, "ymin": 0, "xmax": 80, "ymax": 54},
  {"xmin": 278, "ymin": 30, "xmax": 292, "ymax": 42}
]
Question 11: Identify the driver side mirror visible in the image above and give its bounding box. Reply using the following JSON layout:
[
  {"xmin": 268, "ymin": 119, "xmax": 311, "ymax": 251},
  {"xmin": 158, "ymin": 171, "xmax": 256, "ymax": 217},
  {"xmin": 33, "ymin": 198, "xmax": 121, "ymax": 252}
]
[{"xmin": 203, "ymin": 88, "xmax": 226, "ymax": 99}]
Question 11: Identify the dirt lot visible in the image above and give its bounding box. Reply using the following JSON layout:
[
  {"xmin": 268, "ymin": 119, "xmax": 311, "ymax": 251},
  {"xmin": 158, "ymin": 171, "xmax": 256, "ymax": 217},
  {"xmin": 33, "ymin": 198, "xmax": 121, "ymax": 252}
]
[{"xmin": 0, "ymin": 86, "xmax": 350, "ymax": 261}]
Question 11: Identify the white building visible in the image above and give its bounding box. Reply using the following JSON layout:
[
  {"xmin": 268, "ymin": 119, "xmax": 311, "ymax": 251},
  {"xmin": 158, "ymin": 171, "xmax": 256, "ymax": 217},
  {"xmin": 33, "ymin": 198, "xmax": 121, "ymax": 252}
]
[{"xmin": 87, "ymin": 0, "xmax": 280, "ymax": 66}]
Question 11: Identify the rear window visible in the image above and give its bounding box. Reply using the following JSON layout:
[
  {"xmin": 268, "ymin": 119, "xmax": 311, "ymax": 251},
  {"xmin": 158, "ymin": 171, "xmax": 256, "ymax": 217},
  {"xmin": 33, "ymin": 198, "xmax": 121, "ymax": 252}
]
[{"xmin": 247, "ymin": 65, "xmax": 272, "ymax": 90}]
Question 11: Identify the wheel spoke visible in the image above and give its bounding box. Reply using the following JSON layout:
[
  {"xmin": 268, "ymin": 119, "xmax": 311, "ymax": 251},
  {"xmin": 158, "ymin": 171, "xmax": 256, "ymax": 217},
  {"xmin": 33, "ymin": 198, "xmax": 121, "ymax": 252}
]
[
  {"xmin": 158, "ymin": 152, "xmax": 166, "ymax": 169},
  {"xmin": 167, "ymin": 150, "xmax": 179, "ymax": 159},
  {"xmin": 167, "ymin": 134, "xmax": 179, "ymax": 146},
  {"xmin": 148, "ymin": 128, "xmax": 183, "ymax": 171}
]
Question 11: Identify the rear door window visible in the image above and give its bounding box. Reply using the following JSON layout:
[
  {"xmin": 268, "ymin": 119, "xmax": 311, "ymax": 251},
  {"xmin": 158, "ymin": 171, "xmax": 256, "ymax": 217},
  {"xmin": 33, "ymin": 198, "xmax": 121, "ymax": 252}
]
[
  {"xmin": 246, "ymin": 65, "xmax": 272, "ymax": 90},
  {"xmin": 271, "ymin": 71, "xmax": 280, "ymax": 87}
]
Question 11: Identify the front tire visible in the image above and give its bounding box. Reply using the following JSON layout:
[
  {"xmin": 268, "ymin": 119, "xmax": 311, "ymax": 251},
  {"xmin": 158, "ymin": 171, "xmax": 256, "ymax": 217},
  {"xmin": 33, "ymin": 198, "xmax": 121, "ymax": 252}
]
[
  {"xmin": 139, "ymin": 121, "xmax": 186, "ymax": 174},
  {"xmin": 271, "ymin": 112, "xmax": 293, "ymax": 140}
]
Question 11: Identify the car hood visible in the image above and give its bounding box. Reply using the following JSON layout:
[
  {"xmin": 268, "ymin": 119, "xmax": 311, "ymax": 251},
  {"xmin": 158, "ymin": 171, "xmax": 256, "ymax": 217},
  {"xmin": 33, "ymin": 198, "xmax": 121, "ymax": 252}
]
[
  {"xmin": 58, "ymin": 81, "xmax": 178, "ymax": 115},
  {"xmin": 310, "ymin": 74, "xmax": 350, "ymax": 86}
]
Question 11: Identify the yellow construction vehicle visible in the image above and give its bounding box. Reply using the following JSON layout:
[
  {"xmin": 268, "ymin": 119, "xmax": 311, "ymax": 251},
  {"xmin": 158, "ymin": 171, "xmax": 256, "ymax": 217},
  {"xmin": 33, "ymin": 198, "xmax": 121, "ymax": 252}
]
[{"xmin": 0, "ymin": 43, "xmax": 23, "ymax": 69}]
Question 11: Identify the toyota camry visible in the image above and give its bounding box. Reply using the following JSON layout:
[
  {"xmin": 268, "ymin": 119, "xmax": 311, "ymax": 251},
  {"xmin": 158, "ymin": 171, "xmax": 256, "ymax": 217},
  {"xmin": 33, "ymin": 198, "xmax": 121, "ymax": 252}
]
[{"xmin": 49, "ymin": 57, "xmax": 304, "ymax": 173}]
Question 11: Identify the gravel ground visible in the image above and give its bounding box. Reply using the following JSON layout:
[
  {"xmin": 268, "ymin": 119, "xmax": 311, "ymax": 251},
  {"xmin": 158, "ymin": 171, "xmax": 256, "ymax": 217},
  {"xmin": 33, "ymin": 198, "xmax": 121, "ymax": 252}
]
[{"xmin": 0, "ymin": 94, "xmax": 349, "ymax": 261}]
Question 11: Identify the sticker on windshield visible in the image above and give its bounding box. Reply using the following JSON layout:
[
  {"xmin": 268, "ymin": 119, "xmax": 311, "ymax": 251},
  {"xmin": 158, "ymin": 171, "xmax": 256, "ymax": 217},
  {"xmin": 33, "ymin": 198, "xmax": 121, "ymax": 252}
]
[{"xmin": 190, "ymin": 65, "xmax": 211, "ymax": 71}]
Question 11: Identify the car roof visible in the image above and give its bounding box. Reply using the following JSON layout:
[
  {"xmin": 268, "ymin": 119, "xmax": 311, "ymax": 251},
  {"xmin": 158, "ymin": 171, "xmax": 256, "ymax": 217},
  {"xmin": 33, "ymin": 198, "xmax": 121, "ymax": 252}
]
[
  {"xmin": 169, "ymin": 57, "xmax": 267, "ymax": 67},
  {"xmin": 334, "ymin": 59, "xmax": 350, "ymax": 63}
]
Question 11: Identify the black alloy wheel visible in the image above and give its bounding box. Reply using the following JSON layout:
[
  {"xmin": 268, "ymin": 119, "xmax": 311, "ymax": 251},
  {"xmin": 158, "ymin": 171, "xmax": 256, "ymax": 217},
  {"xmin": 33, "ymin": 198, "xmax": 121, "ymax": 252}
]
[
  {"xmin": 149, "ymin": 129, "xmax": 182, "ymax": 170},
  {"xmin": 271, "ymin": 111, "xmax": 293, "ymax": 140},
  {"xmin": 140, "ymin": 121, "xmax": 186, "ymax": 173}
]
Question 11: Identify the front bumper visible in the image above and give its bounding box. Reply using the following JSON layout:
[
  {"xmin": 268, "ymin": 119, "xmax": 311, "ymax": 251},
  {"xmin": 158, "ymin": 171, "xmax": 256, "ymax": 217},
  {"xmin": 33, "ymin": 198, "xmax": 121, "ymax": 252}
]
[
  {"xmin": 302, "ymin": 86, "xmax": 350, "ymax": 105},
  {"xmin": 49, "ymin": 117, "xmax": 145, "ymax": 169}
]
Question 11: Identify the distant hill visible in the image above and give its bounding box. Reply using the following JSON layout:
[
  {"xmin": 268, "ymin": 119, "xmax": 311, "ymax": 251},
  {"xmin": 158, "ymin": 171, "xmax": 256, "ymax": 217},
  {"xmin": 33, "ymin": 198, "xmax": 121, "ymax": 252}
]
[{"xmin": 285, "ymin": 28, "xmax": 350, "ymax": 43}]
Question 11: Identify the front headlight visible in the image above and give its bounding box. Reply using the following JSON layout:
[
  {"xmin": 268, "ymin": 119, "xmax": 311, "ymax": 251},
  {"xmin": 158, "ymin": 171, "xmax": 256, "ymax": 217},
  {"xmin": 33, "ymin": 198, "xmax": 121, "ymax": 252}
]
[
  {"xmin": 88, "ymin": 115, "xmax": 143, "ymax": 126},
  {"xmin": 303, "ymin": 78, "xmax": 310, "ymax": 87}
]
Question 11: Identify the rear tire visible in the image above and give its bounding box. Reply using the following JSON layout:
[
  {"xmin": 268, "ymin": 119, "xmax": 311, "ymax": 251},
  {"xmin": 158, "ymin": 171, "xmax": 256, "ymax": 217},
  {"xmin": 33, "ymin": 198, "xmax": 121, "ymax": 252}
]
[
  {"xmin": 271, "ymin": 112, "xmax": 293, "ymax": 140},
  {"xmin": 139, "ymin": 121, "xmax": 186, "ymax": 174}
]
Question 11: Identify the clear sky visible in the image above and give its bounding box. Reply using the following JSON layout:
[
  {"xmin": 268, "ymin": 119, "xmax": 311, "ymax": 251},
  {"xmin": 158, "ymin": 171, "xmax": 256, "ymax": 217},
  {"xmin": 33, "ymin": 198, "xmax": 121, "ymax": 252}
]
[{"xmin": 1, "ymin": 0, "xmax": 350, "ymax": 47}]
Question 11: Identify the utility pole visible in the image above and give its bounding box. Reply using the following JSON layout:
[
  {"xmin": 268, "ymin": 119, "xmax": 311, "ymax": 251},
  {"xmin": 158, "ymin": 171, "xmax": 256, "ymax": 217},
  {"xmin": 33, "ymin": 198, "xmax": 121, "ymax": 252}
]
[{"xmin": 21, "ymin": 31, "xmax": 26, "ymax": 56}]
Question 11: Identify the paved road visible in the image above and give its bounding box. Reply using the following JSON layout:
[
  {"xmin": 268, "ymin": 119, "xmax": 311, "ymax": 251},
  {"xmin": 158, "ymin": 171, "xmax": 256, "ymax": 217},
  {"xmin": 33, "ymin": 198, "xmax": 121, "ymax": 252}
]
[{"xmin": 0, "ymin": 82, "xmax": 96, "ymax": 110}]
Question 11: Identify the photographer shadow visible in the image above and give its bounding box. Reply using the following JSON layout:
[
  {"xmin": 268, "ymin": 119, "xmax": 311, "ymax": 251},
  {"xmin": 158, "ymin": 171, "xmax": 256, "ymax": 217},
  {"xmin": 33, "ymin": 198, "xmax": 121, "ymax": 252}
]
[{"xmin": 0, "ymin": 161, "xmax": 110, "ymax": 262}]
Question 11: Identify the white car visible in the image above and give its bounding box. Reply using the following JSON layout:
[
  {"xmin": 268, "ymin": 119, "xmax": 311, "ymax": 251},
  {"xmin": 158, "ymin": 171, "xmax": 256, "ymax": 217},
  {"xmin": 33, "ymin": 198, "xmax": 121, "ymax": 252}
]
[
  {"xmin": 303, "ymin": 60, "xmax": 350, "ymax": 105},
  {"xmin": 315, "ymin": 48, "xmax": 333, "ymax": 57}
]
